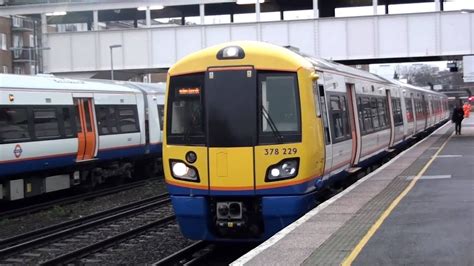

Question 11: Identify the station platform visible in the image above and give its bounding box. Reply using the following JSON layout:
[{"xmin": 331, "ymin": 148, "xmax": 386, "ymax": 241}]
[{"xmin": 233, "ymin": 116, "xmax": 474, "ymax": 266}]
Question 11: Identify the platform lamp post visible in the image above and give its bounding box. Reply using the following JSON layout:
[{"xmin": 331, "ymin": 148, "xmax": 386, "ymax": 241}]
[{"xmin": 109, "ymin": 44, "xmax": 122, "ymax": 80}]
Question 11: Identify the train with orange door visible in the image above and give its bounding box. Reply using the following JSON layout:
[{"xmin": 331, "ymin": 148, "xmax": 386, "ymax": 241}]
[
  {"xmin": 163, "ymin": 41, "xmax": 449, "ymax": 241},
  {"xmin": 0, "ymin": 74, "xmax": 165, "ymax": 201}
]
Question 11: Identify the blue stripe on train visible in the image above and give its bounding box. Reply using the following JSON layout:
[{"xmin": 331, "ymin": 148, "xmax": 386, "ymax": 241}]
[{"xmin": 0, "ymin": 143, "xmax": 162, "ymax": 178}]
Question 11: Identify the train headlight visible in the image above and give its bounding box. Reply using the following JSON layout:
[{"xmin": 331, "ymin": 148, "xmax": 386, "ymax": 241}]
[
  {"xmin": 217, "ymin": 46, "xmax": 245, "ymax": 60},
  {"xmin": 266, "ymin": 158, "xmax": 299, "ymax": 182},
  {"xmin": 170, "ymin": 160, "xmax": 200, "ymax": 182}
]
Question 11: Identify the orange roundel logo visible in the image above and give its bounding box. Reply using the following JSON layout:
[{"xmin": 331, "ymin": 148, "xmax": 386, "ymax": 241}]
[{"xmin": 14, "ymin": 144, "xmax": 23, "ymax": 158}]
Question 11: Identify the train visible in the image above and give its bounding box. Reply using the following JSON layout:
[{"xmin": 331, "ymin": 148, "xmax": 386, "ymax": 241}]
[
  {"xmin": 0, "ymin": 74, "xmax": 165, "ymax": 201},
  {"xmin": 163, "ymin": 41, "xmax": 449, "ymax": 241}
]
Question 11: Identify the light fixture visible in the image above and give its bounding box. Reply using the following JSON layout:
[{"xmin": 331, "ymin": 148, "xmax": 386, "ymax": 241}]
[
  {"xmin": 45, "ymin": 11, "xmax": 67, "ymax": 16},
  {"xmin": 137, "ymin": 5, "xmax": 164, "ymax": 11},
  {"xmin": 236, "ymin": 0, "xmax": 265, "ymax": 5}
]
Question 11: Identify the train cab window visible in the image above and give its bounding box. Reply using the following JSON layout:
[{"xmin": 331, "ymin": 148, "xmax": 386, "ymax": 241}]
[
  {"xmin": 157, "ymin": 104, "xmax": 164, "ymax": 131},
  {"xmin": 118, "ymin": 107, "xmax": 139, "ymax": 133},
  {"xmin": 261, "ymin": 74, "xmax": 300, "ymax": 132},
  {"xmin": 33, "ymin": 108, "xmax": 60, "ymax": 139},
  {"xmin": 0, "ymin": 107, "xmax": 30, "ymax": 143},
  {"xmin": 167, "ymin": 73, "xmax": 205, "ymax": 145}
]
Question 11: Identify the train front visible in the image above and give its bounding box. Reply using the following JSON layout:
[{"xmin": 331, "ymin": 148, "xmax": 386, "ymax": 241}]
[{"xmin": 163, "ymin": 42, "xmax": 325, "ymax": 241}]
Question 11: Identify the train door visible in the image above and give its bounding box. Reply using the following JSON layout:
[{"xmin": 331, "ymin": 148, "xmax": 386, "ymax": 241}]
[
  {"xmin": 316, "ymin": 74, "xmax": 332, "ymax": 180},
  {"xmin": 386, "ymin": 90, "xmax": 395, "ymax": 147},
  {"xmin": 411, "ymin": 95, "xmax": 417, "ymax": 134},
  {"xmin": 422, "ymin": 94, "xmax": 428, "ymax": 129},
  {"xmin": 74, "ymin": 98, "xmax": 97, "ymax": 161},
  {"xmin": 205, "ymin": 67, "xmax": 256, "ymax": 194},
  {"xmin": 346, "ymin": 83, "xmax": 361, "ymax": 166}
]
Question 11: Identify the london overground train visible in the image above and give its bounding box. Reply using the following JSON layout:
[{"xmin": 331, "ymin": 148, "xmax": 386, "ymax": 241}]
[
  {"xmin": 163, "ymin": 41, "xmax": 449, "ymax": 241},
  {"xmin": 0, "ymin": 74, "xmax": 165, "ymax": 201}
]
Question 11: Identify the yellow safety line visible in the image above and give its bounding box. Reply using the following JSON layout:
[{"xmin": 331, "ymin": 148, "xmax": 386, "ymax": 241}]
[{"xmin": 341, "ymin": 131, "xmax": 454, "ymax": 266}]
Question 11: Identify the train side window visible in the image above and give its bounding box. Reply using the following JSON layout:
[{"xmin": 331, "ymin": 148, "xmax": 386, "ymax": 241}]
[
  {"xmin": 96, "ymin": 106, "xmax": 110, "ymax": 135},
  {"xmin": 405, "ymin": 97, "xmax": 413, "ymax": 122},
  {"xmin": 157, "ymin": 104, "xmax": 165, "ymax": 131},
  {"xmin": 33, "ymin": 108, "xmax": 60, "ymax": 139},
  {"xmin": 371, "ymin": 98, "xmax": 380, "ymax": 129},
  {"xmin": 362, "ymin": 97, "xmax": 372, "ymax": 133},
  {"xmin": 340, "ymin": 96, "xmax": 350, "ymax": 138},
  {"xmin": 108, "ymin": 107, "xmax": 119, "ymax": 134},
  {"xmin": 377, "ymin": 98, "xmax": 387, "ymax": 128},
  {"xmin": 357, "ymin": 97, "xmax": 365, "ymax": 134},
  {"xmin": 118, "ymin": 106, "xmax": 139, "ymax": 133},
  {"xmin": 0, "ymin": 107, "xmax": 30, "ymax": 143},
  {"xmin": 329, "ymin": 96, "xmax": 344, "ymax": 140},
  {"xmin": 62, "ymin": 107, "xmax": 75, "ymax": 137}
]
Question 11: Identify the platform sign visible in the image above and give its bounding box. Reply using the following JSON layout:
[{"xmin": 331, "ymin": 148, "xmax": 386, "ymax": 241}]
[{"xmin": 463, "ymin": 55, "xmax": 474, "ymax": 83}]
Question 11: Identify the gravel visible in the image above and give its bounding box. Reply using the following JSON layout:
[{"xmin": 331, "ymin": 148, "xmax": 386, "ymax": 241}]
[
  {"xmin": 0, "ymin": 178, "xmax": 168, "ymax": 240},
  {"xmin": 82, "ymin": 222, "xmax": 195, "ymax": 264}
]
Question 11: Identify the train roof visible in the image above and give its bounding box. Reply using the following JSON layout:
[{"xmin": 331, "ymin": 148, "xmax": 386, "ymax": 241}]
[
  {"xmin": 85, "ymin": 79, "xmax": 166, "ymax": 95},
  {"xmin": 169, "ymin": 41, "xmax": 313, "ymax": 76},
  {"xmin": 386, "ymin": 78, "xmax": 447, "ymax": 97},
  {"xmin": 287, "ymin": 50, "xmax": 391, "ymax": 84},
  {"xmin": 0, "ymin": 74, "xmax": 141, "ymax": 93}
]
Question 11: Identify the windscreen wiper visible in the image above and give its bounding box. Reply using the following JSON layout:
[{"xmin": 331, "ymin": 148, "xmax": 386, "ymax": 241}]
[{"xmin": 261, "ymin": 105, "xmax": 283, "ymax": 144}]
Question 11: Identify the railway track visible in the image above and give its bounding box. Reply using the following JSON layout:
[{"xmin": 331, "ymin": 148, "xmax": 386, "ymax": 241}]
[
  {"xmin": 0, "ymin": 178, "xmax": 159, "ymax": 220},
  {"xmin": 153, "ymin": 241, "xmax": 213, "ymax": 266},
  {"xmin": 0, "ymin": 192, "xmax": 174, "ymax": 264}
]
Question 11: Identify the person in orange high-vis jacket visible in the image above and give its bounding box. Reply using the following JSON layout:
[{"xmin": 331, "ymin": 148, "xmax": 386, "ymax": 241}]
[{"xmin": 463, "ymin": 102, "xmax": 471, "ymax": 118}]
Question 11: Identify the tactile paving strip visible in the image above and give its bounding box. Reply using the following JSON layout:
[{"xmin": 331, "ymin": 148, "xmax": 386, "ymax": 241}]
[{"xmin": 302, "ymin": 128, "xmax": 453, "ymax": 266}]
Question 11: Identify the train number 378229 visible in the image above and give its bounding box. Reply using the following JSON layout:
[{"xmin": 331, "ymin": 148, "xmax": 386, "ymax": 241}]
[{"xmin": 264, "ymin": 148, "xmax": 298, "ymax": 156}]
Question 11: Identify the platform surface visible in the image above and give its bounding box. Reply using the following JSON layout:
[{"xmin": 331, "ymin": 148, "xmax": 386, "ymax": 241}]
[{"xmin": 232, "ymin": 116, "xmax": 474, "ymax": 266}]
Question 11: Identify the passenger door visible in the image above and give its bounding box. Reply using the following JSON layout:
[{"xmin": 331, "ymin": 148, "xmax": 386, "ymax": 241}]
[
  {"xmin": 316, "ymin": 75, "xmax": 332, "ymax": 180},
  {"xmin": 386, "ymin": 90, "xmax": 395, "ymax": 147},
  {"xmin": 346, "ymin": 83, "xmax": 360, "ymax": 166},
  {"xmin": 74, "ymin": 98, "xmax": 97, "ymax": 161}
]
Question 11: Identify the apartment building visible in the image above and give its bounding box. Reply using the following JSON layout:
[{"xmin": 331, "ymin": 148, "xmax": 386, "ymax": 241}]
[
  {"xmin": 0, "ymin": 15, "xmax": 42, "ymax": 75},
  {"xmin": 0, "ymin": 16, "xmax": 11, "ymax": 73}
]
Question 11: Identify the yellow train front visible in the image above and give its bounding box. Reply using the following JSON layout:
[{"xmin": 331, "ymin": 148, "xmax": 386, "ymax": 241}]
[{"xmin": 164, "ymin": 41, "xmax": 325, "ymax": 241}]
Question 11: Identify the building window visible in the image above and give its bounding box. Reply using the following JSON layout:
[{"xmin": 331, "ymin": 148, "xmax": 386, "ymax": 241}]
[{"xmin": 0, "ymin": 33, "xmax": 6, "ymax": 51}]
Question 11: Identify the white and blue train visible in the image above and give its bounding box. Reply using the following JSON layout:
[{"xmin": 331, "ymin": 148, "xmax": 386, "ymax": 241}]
[{"xmin": 0, "ymin": 74, "xmax": 165, "ymax": 201}]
